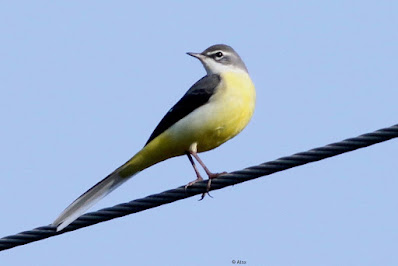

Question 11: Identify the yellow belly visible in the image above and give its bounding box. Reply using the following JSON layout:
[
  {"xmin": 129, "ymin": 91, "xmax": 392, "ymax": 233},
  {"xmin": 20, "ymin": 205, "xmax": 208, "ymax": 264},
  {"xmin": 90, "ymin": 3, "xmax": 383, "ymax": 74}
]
[{"xmin": 119, "ymin": 71, "xmax": 256, "ymax": 177}]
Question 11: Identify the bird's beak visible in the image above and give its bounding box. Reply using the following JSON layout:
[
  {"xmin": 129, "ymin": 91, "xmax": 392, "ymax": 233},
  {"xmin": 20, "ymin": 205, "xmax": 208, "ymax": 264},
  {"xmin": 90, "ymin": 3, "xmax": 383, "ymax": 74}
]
[{"xmin": 187, "ymin": 52, "xmax": 205, "ymax": 60}]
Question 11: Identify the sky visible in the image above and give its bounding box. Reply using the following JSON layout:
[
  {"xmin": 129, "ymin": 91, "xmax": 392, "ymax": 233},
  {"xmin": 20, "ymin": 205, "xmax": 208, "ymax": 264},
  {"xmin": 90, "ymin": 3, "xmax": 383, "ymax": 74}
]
[{"xmin": 1, "ymin": 1, "xmax": 397, "ymax": 265}]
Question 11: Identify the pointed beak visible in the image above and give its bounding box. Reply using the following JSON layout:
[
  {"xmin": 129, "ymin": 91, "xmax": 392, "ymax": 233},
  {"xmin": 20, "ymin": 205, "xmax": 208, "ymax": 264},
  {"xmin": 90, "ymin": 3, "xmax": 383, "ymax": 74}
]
[{"xmin": 186, "ymin": 52, "xmax": 204, "ymax": 60}]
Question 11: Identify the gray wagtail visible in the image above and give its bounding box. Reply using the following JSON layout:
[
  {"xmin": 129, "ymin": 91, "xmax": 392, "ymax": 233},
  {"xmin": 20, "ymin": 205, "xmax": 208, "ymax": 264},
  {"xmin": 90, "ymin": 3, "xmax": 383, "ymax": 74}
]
[{"xmin": 53, "ymin": 44, "xmax": 256, "ymax": 231}]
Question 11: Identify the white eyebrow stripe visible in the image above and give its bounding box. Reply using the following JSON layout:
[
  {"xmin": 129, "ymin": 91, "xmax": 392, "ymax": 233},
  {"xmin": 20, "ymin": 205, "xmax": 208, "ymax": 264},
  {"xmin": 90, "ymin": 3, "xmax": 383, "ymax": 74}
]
[{"xmin": 206, "ymin": 50, "xmax": 233, "ymax": 56}]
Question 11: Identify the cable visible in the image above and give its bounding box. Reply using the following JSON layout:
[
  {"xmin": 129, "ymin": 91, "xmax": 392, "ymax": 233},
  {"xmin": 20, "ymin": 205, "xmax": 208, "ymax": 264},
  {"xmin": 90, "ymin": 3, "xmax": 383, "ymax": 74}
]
[{"xmin": 0, "ymin": 124, "xmax": 397, "ymax": 251}]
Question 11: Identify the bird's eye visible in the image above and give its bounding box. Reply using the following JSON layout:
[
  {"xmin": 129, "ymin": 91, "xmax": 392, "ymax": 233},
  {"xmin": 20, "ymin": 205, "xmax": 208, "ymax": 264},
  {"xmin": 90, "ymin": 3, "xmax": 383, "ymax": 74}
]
[{"xmin": 213, "ymin": 52, "xmax": 223, "ymax": 59}]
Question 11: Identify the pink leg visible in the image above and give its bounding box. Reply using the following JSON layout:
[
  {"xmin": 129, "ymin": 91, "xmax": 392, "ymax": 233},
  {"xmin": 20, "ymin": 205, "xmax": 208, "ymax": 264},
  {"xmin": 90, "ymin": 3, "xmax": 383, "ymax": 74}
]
[
  {"xmin": 190, "ymin": 151, "xmax": 227, "ymax": 179},
  {"xmin": 185, "ymin": 151, "xmax": 227, "ymax": 200},
  {"xmin": 185, "ymin": 153, "xmax": 204, "ymax": 188}
]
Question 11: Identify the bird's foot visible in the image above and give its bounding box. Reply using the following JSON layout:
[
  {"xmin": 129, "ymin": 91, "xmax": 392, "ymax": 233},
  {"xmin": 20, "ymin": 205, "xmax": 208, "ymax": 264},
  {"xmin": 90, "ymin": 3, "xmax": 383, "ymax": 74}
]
[
  {"xmin": 185, "ymin": 176, "xmax": 203, "ymax": 190},
  {"xmin": 199, "ymin": 171, "xmax": 228, "ymax": 200},
  {"xmin": 207, "ymin": 171, "xmax": 227, "ymax": 179}
]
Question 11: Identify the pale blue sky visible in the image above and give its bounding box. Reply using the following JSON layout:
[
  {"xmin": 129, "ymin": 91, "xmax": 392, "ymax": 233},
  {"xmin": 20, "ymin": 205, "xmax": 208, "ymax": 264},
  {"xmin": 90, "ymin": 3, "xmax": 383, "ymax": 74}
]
[{"xmin": 1, "ymin": 1, "xmax": 397, "ymax": 265}]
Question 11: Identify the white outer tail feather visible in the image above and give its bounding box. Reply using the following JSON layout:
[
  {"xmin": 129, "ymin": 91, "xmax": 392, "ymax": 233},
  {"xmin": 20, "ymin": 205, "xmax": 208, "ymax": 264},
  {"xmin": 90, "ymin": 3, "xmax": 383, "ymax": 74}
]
[{"xmin": 53, "ymin": 171, "xmax": 139, "ymax": 231}]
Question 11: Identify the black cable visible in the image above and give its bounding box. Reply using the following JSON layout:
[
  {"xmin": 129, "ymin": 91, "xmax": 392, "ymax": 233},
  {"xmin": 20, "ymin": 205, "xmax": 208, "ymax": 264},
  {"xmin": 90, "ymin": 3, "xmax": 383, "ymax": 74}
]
[{"xmin": 0, "ymin": 124, "xmax": 397, "ymax": 251}]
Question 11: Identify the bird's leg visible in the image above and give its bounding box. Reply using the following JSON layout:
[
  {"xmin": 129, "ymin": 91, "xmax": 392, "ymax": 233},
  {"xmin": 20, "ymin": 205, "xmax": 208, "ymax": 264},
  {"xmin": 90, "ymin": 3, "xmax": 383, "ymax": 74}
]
[
  {"xmin": 190, "ymin": 151, "xmax": 227, "ymax": 179},
  {"xmin": 184, "ymin": 152, "xmax": 213, "ymax": 199},
  {"xmin": 185, "ymin": 152, "xmax": 204, "ymax": 189},
  {"xmin": 190, "ymin": 151, "xmax": 227, "ymax": 199}
]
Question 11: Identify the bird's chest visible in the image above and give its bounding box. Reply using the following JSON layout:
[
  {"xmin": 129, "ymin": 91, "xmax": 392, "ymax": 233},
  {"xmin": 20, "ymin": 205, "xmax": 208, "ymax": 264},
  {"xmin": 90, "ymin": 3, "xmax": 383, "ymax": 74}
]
[{"xmin": 197, "ymin": 73, "xmax": 256, "ymax": 151}]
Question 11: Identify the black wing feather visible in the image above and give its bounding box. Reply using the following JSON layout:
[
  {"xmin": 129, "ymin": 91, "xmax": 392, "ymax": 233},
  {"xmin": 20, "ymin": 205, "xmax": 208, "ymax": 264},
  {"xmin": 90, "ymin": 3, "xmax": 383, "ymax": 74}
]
[{"xmin": 145, "ymin": 74, "xmax": 221, "ymax": 145}]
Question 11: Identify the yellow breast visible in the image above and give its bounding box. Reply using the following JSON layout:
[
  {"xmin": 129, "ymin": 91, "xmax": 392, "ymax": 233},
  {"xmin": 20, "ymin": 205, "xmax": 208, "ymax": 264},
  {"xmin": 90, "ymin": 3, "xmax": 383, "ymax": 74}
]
[{"xmin": 195, "ymin": 71, "xmax": 256, "ymax": 151}]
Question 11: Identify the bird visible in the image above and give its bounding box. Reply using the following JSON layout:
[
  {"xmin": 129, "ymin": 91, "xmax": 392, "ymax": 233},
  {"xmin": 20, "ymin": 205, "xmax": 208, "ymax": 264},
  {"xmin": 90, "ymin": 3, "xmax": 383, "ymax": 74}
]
[{"xmin": 53, "ymin": 44, "xmax": 256, "ymax": 231}]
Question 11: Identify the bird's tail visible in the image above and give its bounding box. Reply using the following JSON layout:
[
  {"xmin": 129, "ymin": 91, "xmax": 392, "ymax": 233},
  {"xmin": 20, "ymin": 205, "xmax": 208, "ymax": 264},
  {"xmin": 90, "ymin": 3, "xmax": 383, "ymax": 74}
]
[
  {"xmin": 52, "ymin": 168, "xmax": 138, "ymax": 231},
  {"xmin": 52, "ymin": 131, "xmax": 179, "ymax": 231}
]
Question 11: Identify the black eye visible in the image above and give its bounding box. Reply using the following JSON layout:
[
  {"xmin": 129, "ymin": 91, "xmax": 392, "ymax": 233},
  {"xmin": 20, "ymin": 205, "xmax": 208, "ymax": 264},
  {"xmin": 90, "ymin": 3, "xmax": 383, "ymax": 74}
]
[{"xmin": 214, "ymin": 52, "xmax": 223, "ymax": 59}]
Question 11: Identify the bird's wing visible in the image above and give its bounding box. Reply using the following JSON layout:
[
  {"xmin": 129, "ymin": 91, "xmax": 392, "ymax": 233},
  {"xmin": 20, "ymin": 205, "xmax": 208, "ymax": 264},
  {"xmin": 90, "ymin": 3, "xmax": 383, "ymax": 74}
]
[{"xmin": 145, "ymin": 74, "xmax": 221, "ymax": 145}]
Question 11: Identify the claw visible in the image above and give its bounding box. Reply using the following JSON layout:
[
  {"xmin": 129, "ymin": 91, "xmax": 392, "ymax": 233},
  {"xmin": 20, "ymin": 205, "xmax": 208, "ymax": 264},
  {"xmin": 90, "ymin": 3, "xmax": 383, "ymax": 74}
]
[
  {"xmin": 184, "ymin": 176, "xmax": 203, "ymax": 190},
  {"xmin": 199, "ymin": 190, "xmax": 213, "ymax": 201},
  {"xmin": 199, "ymin": 171, "xmax": 227, "ymax": 200}
]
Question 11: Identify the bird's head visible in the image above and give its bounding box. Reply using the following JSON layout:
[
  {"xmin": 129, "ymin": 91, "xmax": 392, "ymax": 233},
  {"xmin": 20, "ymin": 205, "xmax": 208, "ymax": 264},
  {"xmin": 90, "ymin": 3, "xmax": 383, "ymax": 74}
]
[{"xmin": 187, "ymin": 44, "xmax": 248, "ymax": 75}]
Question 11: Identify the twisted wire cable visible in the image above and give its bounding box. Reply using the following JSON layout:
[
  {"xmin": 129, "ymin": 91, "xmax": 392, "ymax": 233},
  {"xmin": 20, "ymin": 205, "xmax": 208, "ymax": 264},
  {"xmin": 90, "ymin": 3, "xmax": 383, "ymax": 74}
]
[{"xmin": 1, "ymin": 124, "xmax": 397, "ymax": 251}]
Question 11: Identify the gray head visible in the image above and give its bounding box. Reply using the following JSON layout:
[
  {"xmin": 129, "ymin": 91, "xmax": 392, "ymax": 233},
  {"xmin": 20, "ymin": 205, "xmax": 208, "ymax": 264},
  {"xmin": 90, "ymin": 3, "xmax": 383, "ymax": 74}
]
[{"xmin": 187, "ymin": 44, "xmax": 248, "ymax": 75}]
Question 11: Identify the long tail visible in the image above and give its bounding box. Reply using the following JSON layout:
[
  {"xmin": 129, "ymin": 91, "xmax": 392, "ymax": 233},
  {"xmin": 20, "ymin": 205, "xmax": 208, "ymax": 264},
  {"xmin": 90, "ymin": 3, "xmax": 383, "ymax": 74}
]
[
  {"xmin": 53, "ymin": 131, "xmax": 179, "ymax": 231},
  {"xmin": 52, "ymin": 169, "xmax": 138, "ymax": 231}
]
